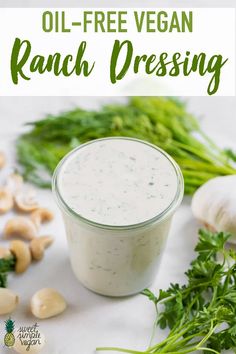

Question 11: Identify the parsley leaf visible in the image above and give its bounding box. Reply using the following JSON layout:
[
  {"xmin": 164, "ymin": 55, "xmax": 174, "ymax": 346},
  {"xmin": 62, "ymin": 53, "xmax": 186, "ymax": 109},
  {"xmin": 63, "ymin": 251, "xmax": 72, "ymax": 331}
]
[{"xmin": 97, "ymin": 229, "xmax": 236, "ymax": 354}]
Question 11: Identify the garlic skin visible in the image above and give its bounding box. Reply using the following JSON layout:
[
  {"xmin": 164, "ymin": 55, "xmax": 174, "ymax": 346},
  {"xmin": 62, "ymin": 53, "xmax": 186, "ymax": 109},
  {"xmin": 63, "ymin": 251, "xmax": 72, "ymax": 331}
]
[
  {"xmin": 31, "ymin": 288, "xmax": 67, "ymax": 319},
  {"xmin": 191, "ymin": 175, "xmax": 236, "ymax": 243},
  {"xmin": 0, "ymin": 288, "xmax": 19, "ymax": 315}
]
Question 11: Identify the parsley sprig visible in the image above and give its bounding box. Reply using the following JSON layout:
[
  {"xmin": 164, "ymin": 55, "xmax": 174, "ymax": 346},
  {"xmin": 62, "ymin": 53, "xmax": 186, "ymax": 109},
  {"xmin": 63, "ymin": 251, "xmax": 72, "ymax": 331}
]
[
  {"xmin": 97, "ymin": 229, "xmax": 236, "ymax": 353},
  {"xmin": 0, "ymin": 256, "xmax": 16, "ymax": 288}
]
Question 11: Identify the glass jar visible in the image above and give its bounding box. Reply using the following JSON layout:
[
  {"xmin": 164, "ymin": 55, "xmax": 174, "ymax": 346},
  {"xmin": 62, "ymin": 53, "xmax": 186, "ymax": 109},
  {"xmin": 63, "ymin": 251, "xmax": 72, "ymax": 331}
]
[{"xmin": 52, "ymin": 137, "xmax": 184, "ymax": 297}]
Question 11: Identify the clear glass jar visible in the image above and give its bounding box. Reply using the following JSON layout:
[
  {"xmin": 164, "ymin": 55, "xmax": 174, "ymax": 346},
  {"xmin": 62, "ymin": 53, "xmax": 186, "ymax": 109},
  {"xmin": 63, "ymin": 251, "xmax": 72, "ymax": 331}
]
[{"xmin": 52, "ymin": 138, "xmax": 184, "ymax": 297}]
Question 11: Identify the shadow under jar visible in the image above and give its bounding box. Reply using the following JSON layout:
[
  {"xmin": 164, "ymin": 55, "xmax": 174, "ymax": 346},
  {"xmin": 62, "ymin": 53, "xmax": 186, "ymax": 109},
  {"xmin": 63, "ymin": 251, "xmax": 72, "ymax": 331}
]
[{"xmin": 52, "ymin": 137, "xmax": 184, "ymax": 297}]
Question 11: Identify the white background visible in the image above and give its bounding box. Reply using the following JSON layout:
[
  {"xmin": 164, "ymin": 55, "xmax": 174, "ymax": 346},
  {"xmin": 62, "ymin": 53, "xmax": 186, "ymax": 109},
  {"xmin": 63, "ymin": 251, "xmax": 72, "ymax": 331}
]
[
  {"xmin": 0, "ymin": 1, "xmax": 236, "ymax": 354},
  {"xmin": 0, "ymin": 7, "xmax": 235, "ymax": 96},
  {"xmin": 0, "ymin": 0, "xmax": 235, "ymax": 7}
]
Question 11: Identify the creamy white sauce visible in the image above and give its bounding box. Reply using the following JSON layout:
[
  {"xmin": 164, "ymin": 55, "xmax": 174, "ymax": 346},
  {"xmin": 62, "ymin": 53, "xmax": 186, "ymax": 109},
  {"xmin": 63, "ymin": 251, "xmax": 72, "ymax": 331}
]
[
  {"xmin": 54, "ymin": 138, "xmax": 183, "ymax": 296},
  {"xmin": 58, "ymin": 139, "xmax": 178, "ymax": 226}
]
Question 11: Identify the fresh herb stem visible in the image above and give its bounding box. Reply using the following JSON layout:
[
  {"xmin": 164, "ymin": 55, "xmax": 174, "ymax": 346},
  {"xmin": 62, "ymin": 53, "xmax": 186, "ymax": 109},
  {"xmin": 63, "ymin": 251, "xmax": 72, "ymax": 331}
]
[
  {"xmin": 97, "ymin": 230, "xmax": 236, "ymax": 354},
  {"xmin": 16, "ymin": 98, "xmax": 236, "ymax": 194},
  {"xmin": 96, "ymin": 348, "xmax": 146, "ymax": 354}
]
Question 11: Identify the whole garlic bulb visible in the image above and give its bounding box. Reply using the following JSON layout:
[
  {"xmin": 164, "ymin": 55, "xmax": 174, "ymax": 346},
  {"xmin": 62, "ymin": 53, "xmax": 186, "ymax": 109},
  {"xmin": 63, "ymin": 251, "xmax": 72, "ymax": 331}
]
[{"xmin": 191, "ymin": 175, "xmax": 236, "ymax": 243}]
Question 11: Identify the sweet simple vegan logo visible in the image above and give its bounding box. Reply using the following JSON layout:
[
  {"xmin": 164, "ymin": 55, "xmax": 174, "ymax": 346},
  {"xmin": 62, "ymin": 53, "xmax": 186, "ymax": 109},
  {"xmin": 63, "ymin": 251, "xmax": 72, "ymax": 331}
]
[
  {"xmin": 16, "ymin": 323, "xmax": 42, "ymax": 351},
  {"xmin": 3, "ymin": 319, "xmax": 43, "ymax": 351}
]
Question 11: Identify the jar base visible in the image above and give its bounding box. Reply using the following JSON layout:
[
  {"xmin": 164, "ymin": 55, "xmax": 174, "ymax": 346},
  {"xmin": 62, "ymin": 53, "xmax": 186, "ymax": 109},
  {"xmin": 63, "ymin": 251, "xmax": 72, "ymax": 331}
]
[{"xmin": 73, "ymin": 272, "xmax": 154, "ymax": 297}]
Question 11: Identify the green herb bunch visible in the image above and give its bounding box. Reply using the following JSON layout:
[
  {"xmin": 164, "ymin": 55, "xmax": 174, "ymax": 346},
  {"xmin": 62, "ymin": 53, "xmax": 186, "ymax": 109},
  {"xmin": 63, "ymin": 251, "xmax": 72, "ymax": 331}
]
[
  {"xmin": 97, "ymin": 229, "xmax": 236, "ymax": 354},
  {"xmin": 16, "ymin": 98, "xmax": 236, "ymax": 194},
  {"xmin": 0, "ymin": 256, "xmax": 16, "ymax": 288}
]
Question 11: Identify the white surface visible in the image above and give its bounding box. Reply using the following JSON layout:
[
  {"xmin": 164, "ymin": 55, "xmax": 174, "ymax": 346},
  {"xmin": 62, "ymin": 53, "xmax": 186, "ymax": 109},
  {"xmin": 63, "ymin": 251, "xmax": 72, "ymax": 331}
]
[{"xmin": 0, "ymin": 96, "xmax": 235, "ymax": 354}]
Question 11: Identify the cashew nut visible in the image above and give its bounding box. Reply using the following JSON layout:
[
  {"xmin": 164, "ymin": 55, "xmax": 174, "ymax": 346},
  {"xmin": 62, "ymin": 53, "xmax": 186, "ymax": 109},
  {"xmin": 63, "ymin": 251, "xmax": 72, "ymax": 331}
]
[
  {"xmin": 4, "ymin": 217, "xmax": 37, "ymax": 241},
  {"xmin": 30, "ymin": 288, "xmax": 67, "ymax": 319},
  {"xmin": 30, "ymin": 208, "xmax": 54, "ymax": 229},
  {"xmin": 15, "ymin": 189, "xmax": 39, "ymax": 212},
  {"xmin": 30, "ymin": 236, "xmax": 54, "ymax": 261},
  {"xmin": 5, "ymin": 173, "xmax": 24, "ymax": 194},
  {"xmin": 0, "ymin": 288, "xmax": 19, "ymax": 315},
  {"xmin": 0, "ymin": 151, "xmax": 6, "ymax": 169},
  {"xmin": 10, "ymin": 240, "xmax": 31, "ymax": 273},
  {"xmin": 0, "ymin": 247, "xmax": 12, "ymax": 259},
  {"xmin": 0, "ymin": 187, "xmax": 14, "ymax": 214}
]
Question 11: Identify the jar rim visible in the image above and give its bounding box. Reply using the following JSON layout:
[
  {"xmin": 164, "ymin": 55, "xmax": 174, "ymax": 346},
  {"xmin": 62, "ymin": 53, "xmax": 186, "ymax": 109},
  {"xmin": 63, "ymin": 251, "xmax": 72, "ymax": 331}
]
[{"xmin": 52, "ymin": 137, "xmax": 184, "ymax": 231}]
